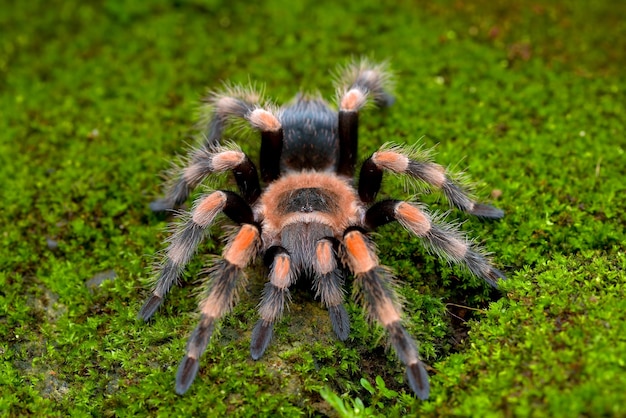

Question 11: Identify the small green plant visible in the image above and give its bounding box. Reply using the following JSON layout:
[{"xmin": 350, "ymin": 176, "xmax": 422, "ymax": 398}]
[{"xmin": 320, "ymin": 376, "xmax": 401, "ymax": 418}]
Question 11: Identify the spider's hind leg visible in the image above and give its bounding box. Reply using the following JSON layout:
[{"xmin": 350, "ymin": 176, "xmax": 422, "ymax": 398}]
[{"xmin": 335, "ymin": 59, "xmax": 394, "ymax": 177}]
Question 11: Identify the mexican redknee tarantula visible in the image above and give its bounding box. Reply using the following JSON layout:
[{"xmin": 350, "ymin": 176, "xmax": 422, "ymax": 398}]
[{"xmin": 140, "ymin": 60, "xmax": 505, "ymax": 400}]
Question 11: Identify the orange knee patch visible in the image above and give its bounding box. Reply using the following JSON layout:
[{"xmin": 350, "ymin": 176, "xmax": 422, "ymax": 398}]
[
  {"xmin": 271, "ymin": 254, "xmax": 292, "ymax": 289},
  {"xmin": 248, "ymin": 108, "xmax": 281, "ymax": 132},
  {"xmin": 211, "ymin": 150, "xmax": 245, "ymax": 172},
  {"xmin": 372, "ymin": 151, "xmax": 409, "ymax": 173},
  {"xmin": 315, "ymin": 240, "xmax": 336, "ymax": 274},
  {"xmin": 396, "ymin": 202, "xmax": 431, "ymax": 236},
  {"xmin": 224, "ymin": 224, "xmax": 259, "ymax": 268},
  {"xmin": 340, "ymin": 89, "xmax": 366, "ymax": 111},
  {"xmin": 193, "ymin": 192, "xmax": 226, "ymax": 227},
  {"xmin": 344, "ymin": 231, "xmax": 376, "ymax": 274}
]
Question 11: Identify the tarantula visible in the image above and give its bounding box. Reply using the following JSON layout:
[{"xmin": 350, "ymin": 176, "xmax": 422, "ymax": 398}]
[{"xmin": 139, "ymin": 60, "xmax": 505, "ymax": 399}]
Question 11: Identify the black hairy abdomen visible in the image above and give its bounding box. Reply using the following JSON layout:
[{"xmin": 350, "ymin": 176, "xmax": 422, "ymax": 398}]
[{"xmin": 280, "ymin": 99, "xmax": 338, "ymax": 171}]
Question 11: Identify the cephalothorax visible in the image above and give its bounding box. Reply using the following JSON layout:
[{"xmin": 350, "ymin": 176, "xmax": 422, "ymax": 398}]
[{"xmin": 140, "ymin": 60, "xmax": 505, "ymax": 399}]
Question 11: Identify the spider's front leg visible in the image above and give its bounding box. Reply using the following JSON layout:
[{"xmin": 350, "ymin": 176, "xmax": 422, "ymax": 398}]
[
  {"xmin": 359, "ymin": 144, "xmax": 504, "ymax": 218},
  {"xmin": 341, "ymin": 227, "xmax": 430, "ymax": 400},
  {"xmin": 139, "ymin": 189, "xmax": 255, "ymax": 321},
  {"xmin": 176, "ymin": 222, "xmax": 261, "ymax": 394}
]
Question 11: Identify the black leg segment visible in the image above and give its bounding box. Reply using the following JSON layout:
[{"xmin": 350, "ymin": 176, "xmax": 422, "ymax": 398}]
[
  {"xmin": 260, "ymin": 129, "xmax": 284, "ymax": 182},
  {"xmin": 231, "ymin": 156, "xmax": 261, "ymax": 204},
  {"xmin": 338, "ymin": 110, "xmax": 359, "ymax": 177},
  {"xmin": 358, "ymin": 157, "xmax": 384, "ymax": 203},
  {"xmin": 363, "ymin": 199, "xmax": 399, "ymax": 230}
]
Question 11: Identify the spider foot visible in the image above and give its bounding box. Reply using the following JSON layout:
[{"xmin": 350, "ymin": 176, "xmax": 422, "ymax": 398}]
[
  {"xmin": 250, "ymin": 320, "xmax": 274, "ymax": 360},
  {"xmin": 469, "ymin": 203, "xmax": 504, "ymax": 219},
  {"xmin": 407, "ymin": 361, "xmax": 430, "ymax": 400},
  {"xmin": 329, "ymin": 304, "xmax": 350, "ymax": 341},
  {"xmin": 149, "ymin": 198, "xmax": 175, "ymax": 213},
  {"xmin": 139, "ymin": 294, "xmax": 163, "ymax": 321},
  {"xmin": 175, "ymin": 355, "xmax": 200, "ymax": 395},
  {"xmin": 176, "ymin": 316, "xmax": 215, "ymax": 394}
]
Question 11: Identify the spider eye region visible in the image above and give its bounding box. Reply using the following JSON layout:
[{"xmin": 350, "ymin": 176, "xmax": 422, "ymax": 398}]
[{"xmin": 283, "ymin": 188, "xmax": 338, "ymax": 214}]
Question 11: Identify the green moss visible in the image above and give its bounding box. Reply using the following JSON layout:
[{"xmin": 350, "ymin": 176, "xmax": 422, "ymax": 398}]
[{"xmin": 2, "ymin": 0, "xmax": 625, "ymax": 416}]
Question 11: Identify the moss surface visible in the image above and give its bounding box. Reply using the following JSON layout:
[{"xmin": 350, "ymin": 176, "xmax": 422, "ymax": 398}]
[{"xmin": 2, "ymin": 0, "xmax": 625, "ymax": 416}]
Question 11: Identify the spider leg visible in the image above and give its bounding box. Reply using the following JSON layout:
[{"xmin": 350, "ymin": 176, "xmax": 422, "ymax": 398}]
[
  {"xmin": 312, "ymin": 238, "xmax": 350, "ymax": 340},
  {"xmin": 365, "ymin": 200, "xmax": 505, "ymax": 287},
  {"xmin": 150, "ymin": 143, "xmax": 263, "ymax": 212},
  {"xmin": 250, "ymin": 246, "xmax": 295, "ymax": 359},
  {"xmin": 255, "ymin": 110, "xmax": 284, "ymax": 183},
  {"xmin": 201, "ymin": 85, "xmax": 263, "ymax": 146},
  {"xmin": 342, "ymin": 228, "xmax": 430, "ymax": 400},
  {"xmin": 335, "ymin": 60, "xmax": 394, "ymax": 177},
  {"xmin": 176, "ymin": 223, "xmax": 261, "ymax": 394},
  {"xmin": 139, "ymin": 190, "xmax": 255, "ymax": 321},
  {"xmin": 359, "ymin": 144, "xmax": 504, "ymax": 218},
  {"xmin": 151, "ymin": 87, "xmax": 282, "ymax": 211},
  {"xmin": 204, "ymin": 89, "xmax": 284, "ymax": 180}
]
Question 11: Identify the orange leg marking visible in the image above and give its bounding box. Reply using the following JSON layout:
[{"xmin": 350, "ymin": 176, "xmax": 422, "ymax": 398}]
[
  {"xmin": 224, "ymin": 224, "xmax": 259, "ymax": 268},
  {"xmin": 193, "ymin": 192, "xmax": 226, "ymax": 227},
  {"xmin": 315, "ymin": 240, "xmax": 336, "ymax": 274},
  {"xmin": 271, "ymin": 255, "xmax": 292, "ymax": 289},
  {"xmin": 344, "ymin": 231, "xmax": 376, "ymax": 274},
  {"xmin": 372, "ymin": 151, "xmax": 409, "ymax": 172},
  {"xmin": 249, "ymin": 109, "xmax": 281, "ymax": 132},
  {"xmin": 211, "ymin": 150, "xmax": 245, "ymax": 172},
  {"xmin": 340, "ymin": 89, "xmax": 366, "ymax": 111},
  {"xmin": 396, "ymin": 202, "xmax": 431, "ymax": 236}
]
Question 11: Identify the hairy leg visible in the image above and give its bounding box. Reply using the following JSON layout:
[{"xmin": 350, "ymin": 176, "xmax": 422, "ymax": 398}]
[
  {"xmin": 176, "ymin": 223, "xmax": 261, "ymax": 394},
  {"xmin": 342, "ymin": 228, "xmax": 430, "ymax": 399},
  {"xmin": 311, "ymin": 238, "xmax": 349, "ymax": 340},
  {"xmin": 250, "ymin": 246, "xmax": 295, "ymax": 359},
  {"xmin": 140, "ymin": 190, "xmax": 254, "ymax": 320},
  {"xmin": 335, "ymin": 59, "xmax": 394, "ymax": 177},
  {"xmin": 359, "ymin": 144, "xmax": 504, "ymax": 218},
  {"xmin": 150, "ymin": 86, "xmax": 282, "ymax": 211},
  {"xmin": 365, "ymin": 200, "xmax": 505, "ymax": 287}
]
